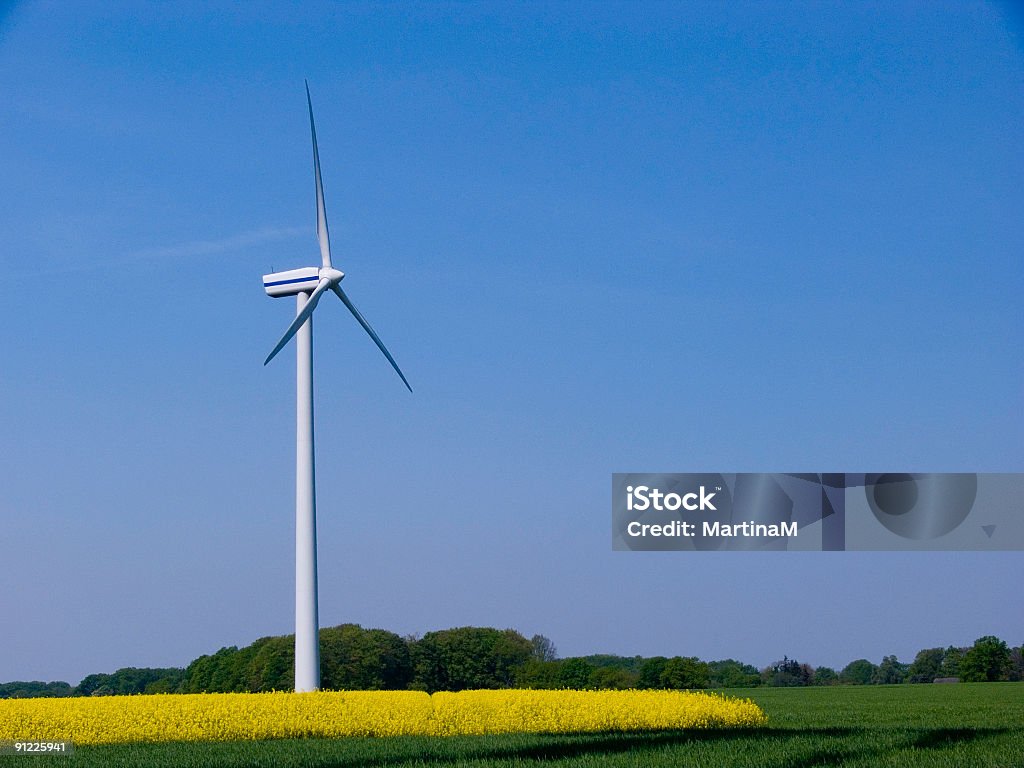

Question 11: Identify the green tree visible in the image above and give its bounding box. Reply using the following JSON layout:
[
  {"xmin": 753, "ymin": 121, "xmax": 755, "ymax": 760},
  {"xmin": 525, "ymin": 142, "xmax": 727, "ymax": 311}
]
[
  {"xmin": 660, "ymin": 657, "xmax": 710, "ymax": 689},
  {"xmin": 1010, "ymin": 645, "xmax": 1024, "ymax": 682},
  {"xmin": 960, "ymin": 636, "xmax": 1011, "ymax": 682},
  {"xmin": 76, "ymin": 668, "xmax": 184, "ymax": 696},
  {"xmin": 410, "ymin": 627, "xmax": 533, "ymax": 692},
  {"xmin": 557, "ymin": 658, "xmax": 594, "ymax": 689},
  {"xmin": 580, "ymin": 655, "xmax": 644, "ymax": 675},
  {"xmin": 708, "ymin": 660, "xmax": 761, "ymax": 688},
  {"xmin": 206, "ymin": 646, "xmax": 244, "ymax": 692},
  {"xmin": 907, "ymin": 648, "xmax": 945, "ymax": 683},
  {"xmin": 763, "ymin": 657, "xmax": 811, "ymax": 687},
  {"xmin": 320, "ymin": 624, "xmax": 412, "ymax": 691},
  {"xmin": 179, "ymin": 652, "xmax": 216, "ymax": 693},
  {"xmin": 637, "ymin": 657, "xmax": 669, "ymax": 689},
  {"xmin": 245, "ymin": 636, "xmax": 293, "ymax": 692},
  {"xmin": 588, "ymin": 665, "xmax": 637, "ymax": 690},
  {"xmin": 812, "ymin": 667, "xmax": 838, "ymax": 685},
  {"xmin": 143, "ymin": 677, "xmax": 179, "ymax": 694},
  {"xmin": 181, "ymin": 641, "xmax": 284, "ymax": 693},
  {"xmin": 514, "ymin": 655, "xmax": 640, "ymax": 690},
  {"xmin": 839, "ymin": 659, "xmax": 877, "ymax": 685},
  {"xmin": 872, "ymin": 655, "xmax": 906, "ymax": 685},
  {"xmin": 938, "ymin": 646, "xmax": 965, "ymax": 679},
  {"xmin": 530, "ymin": 635, "xmax": 558, "ymax": 662},
  {"xmin": 514, "ymin": 659, "xmax": 562, "ymax": 689},
  {"xmin": 0, "ymin": 681, "xmax": 74, "ymax": 699}
]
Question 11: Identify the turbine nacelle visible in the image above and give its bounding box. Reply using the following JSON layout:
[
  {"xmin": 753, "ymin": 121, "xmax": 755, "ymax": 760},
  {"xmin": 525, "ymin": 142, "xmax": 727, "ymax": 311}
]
[
  {"xmin": 263, "ymin": 266, "xmax": 317, "ymax": 298},
  {"xmin": 263, "ymin": 266, "xmax": 344, "ymax": 298}
]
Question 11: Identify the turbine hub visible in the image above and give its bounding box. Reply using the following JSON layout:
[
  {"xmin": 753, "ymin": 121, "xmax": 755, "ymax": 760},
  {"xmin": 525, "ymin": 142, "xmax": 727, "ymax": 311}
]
[{"xmin": 320, "ymin": 267, "xmax": 345, "ymax": 283}]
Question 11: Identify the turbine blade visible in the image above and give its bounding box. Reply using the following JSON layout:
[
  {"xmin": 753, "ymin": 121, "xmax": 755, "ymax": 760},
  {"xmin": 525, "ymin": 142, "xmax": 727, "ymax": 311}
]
[
  {"xmin": 306, "ymin": 80, "xmax": 332, "ymax": 269},
  {"xmin": 332, "ymin": 284, "xmax": 412, "ymax": 392},
  {"xmin": 264, "ymin": 278, "xmax": 331, "ymax": 365}
]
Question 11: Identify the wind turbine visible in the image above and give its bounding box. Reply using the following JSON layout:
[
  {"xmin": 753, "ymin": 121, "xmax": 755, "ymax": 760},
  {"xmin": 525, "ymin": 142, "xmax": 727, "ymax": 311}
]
[{"xmin": 262, "ymin": 82, "xmax": 411, "ymax": 693}]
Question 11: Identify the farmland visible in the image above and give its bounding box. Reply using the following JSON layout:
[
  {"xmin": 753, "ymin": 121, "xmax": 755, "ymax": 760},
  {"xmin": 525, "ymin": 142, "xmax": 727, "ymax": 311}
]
[
  {"xmin": 0, "ymin": 689, "xmax": 763, "ymax": 743},
  {"xmin": 1, "ymin": 683, "xmax": 1021, "ymax": 767}
]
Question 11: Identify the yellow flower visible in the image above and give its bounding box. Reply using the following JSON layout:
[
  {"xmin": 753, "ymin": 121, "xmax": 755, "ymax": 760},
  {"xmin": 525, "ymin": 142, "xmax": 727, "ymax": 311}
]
[{"xmin": 0, "ymin": 690, "xmax": 766, "ymax": 745}]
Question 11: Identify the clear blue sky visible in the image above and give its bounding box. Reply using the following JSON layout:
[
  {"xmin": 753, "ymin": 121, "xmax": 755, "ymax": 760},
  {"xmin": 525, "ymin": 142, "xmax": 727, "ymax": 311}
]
[{"xmin": 1, "ymin": 2, "xmax": 1021, "ymax": 685}]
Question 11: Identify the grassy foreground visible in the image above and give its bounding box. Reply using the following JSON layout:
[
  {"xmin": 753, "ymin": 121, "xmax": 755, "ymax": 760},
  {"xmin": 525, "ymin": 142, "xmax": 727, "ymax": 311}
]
[{"xmin": 2, "ymin": 683, "xmax": 1021, "ymax": 767}]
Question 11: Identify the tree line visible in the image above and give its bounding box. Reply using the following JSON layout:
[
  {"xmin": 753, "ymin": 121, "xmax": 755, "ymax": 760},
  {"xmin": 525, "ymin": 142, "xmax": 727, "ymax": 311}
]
[{"xmin": 2, "ymin": 627, "xmax": 1021, "ymax": 698}]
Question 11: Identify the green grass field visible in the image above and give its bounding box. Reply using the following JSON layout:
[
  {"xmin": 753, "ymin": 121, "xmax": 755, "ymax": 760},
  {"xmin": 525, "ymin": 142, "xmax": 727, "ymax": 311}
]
[{"xmin": 3, "ymin": 683, "xmax": 1022, "ymax": 767}]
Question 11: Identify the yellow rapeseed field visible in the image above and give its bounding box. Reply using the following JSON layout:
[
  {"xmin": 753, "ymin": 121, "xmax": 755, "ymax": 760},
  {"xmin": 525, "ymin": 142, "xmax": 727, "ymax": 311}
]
[{"xmin": 0, "ymin": 689, "xmax": 766, "ymax": 745}]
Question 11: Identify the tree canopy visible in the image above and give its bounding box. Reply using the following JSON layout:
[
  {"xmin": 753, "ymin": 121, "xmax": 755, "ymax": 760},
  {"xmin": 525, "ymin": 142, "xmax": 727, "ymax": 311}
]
[{"xmin": 4, "ymin": 628, "xmax": 1021, "ymax": 698}]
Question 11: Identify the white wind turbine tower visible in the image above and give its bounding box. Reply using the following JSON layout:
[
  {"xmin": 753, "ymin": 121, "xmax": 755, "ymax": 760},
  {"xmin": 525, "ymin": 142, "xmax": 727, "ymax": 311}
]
[{"xmin": 262, "ymin": 82, "xmax": 412, "ymax": 693}]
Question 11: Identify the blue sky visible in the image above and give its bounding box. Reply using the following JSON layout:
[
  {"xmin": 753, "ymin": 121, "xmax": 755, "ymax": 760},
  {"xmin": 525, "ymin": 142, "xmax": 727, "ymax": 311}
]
[{"xmin": 1, "ymin": 2, "xmax": 1022, "ymax": 685}]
